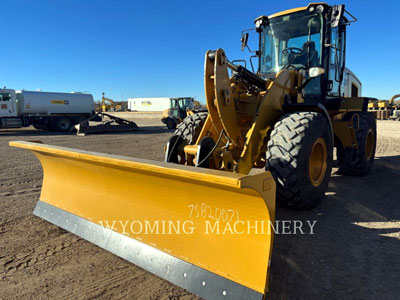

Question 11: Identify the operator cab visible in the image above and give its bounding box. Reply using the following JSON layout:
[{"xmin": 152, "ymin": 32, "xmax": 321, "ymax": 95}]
[
  {"xmin": 171, "ymin": 97, "xmax": 194, "ymax": 119},
  {"xmin": 247, "ymin": 3, "xmax": 356, "ymax": 108},
  {"xmin": 0, "ymin": 89, "xmax": 17, "ymax": 117}
]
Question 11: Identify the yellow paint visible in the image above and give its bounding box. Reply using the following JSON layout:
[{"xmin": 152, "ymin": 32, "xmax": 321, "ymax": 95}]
[
  {"xmin": 236, "ymin": 69, "xmax": 294, "ymax": 174},
  {"xmin": 51, "ymin": 100, "xmax": 67, "ymax": 104},
  {"xmin": 378, "ymin": 101, "xmax": 388, "ymax": 108},
  {"xmin": 268, "ymin": 6, "xmax": 307, "ymax": 19},
  {"xmin": 333, "ymin": 120, "xmax": 357, "ymax": 149},
  {"xmin": 365, "ymin": 129, "xmax": 374, "ymax": 160},
  {"xmin": 266, "ymin": 3, "xmax": 327, "ymax": 19},
  {"xmin": 9, "ymin": 141, "xmax": 276, "ymax": 295},
  {"xmin": 213, "ymin": 49, "xmax": 244, "ymax": 148},
  {"xmin": 308, "ymin": 137, "xmax": 327, "ymax": 187}
]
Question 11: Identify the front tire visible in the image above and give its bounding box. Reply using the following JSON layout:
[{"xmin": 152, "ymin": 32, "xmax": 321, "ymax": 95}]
[
  {"xmin": 166, "ymin": 118, "xmax": 177, "ymax": 130},
  {"xmin": 174, "ymin": 112, "xmax": 208, "ymax": 144},
  {"xmin": 266, "ymin": 112, "xmax": 333, "ymax": 209},
  {"xmin": 165, "ymin": 112, "xmax": 208, "ymax": 164}
]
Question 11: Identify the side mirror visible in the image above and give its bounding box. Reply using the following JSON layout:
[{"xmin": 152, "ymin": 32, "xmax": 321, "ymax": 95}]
[
  {"xmin": 309, "ymin": 67, "xmax": 325, "ymax": 78},
  {"xmin": 241, "ymin": 33, "xmax": 249, "ymax": 51}
]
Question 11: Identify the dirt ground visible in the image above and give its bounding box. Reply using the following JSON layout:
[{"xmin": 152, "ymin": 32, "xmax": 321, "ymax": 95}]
[{"xmin": 0, "ymin": 119, "xmax": 399, "ymax": 300}]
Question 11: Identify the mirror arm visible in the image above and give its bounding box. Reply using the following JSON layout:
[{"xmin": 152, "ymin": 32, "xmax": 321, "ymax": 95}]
[{"xmin": 298, "ymin": 78, "xmax": 312, "ymax": 92}]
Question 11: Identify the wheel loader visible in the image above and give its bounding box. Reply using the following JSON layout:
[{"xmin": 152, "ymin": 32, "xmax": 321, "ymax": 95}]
[
  {"xmin": 161, "ymin": 97, "xmax": 207, "ymax": 129},
  {"xmin": 10, "ymin": 3, "xmax": 376, "ymax": 300}
]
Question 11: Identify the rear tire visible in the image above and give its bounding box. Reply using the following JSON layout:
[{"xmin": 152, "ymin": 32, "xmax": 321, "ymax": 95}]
[
  {"xmin": 52, "ymin": 117, "xmax": 72, "ymax": 132},
  {"xmin": 337, "ymin": 112, "xmax": 376, "ymax": 176},
  {"xmin": 266, "ymin": 112, "xmax": 333, "ymax": 209}
]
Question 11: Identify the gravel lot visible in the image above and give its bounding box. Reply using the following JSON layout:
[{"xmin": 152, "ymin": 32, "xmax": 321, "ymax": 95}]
[{"xmin": 1, "ymin": 118, "xmax": 399, "ymax": 300}]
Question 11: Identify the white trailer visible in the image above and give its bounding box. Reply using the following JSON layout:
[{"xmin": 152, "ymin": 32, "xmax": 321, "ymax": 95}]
[
  {"xmin": 0, "ymin": 89, "xmax": 95, "ymax": 131},
  {"xmin": 128, "ymin": 97, "xmax": 173, "ymax": 112}
]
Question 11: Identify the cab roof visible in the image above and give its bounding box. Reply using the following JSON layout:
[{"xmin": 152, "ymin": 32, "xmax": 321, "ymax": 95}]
[{"xmin": 255, "ymin": 3, "xmax": 329, "ymax": 23}]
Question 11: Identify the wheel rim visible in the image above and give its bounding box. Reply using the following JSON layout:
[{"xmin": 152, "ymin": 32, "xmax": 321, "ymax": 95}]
[
  {"xmin": 308, "ymin": 137, "xmax": 328, "ymax": 187},
  {"xmin": 365, "ymin": 129, "xmax": 374, "ymax": 160}
]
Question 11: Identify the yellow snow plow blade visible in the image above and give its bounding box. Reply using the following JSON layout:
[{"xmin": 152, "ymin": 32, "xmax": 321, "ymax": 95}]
[{"xmin": 10, "ymin": 141, "xmax": 276, "ymax": 300}]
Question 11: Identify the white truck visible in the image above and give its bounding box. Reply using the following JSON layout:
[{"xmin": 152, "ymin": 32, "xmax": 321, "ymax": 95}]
[{"xmin": 0, "ymin": 89, "xmax": 95, "ymax": 131}]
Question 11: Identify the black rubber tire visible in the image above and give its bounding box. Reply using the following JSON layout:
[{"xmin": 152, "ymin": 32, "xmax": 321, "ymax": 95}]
[
  {"xmin": 174, "ymin": 112, "xmax": 208, "ymax": 145},
  {"xmin": 73, "ymin": 116, "xmax": 89, "ymax": 127},
  {"xmin": 32, "ymin": 123, "xmax": 41, "ymax": 130},
  {"xmin": 166, "ymin": 118, "xmax": 177, "ymax": 130},
  {"xmin": 32, "ymin": 121, "xmax": 49, "ymax": 130},
  {"xmin": 266, "ymin": 112, "xmax": 333, "ymax": 209},
  {"xmin": 52, "ymin": 117, "xmax": 72, "ymax": 132},
  {"xmin": 337, "ymin": 112, "xmax": 376, "ymax": 176}
]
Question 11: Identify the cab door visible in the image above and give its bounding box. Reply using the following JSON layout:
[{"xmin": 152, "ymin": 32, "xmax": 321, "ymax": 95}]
[
  {"xmin": 327, "ymin": 6, "xmax": 346, "ymax": 98},
  {"xmin": 0, "ymin": 90, "xmax": 16, "ymax": 117}
]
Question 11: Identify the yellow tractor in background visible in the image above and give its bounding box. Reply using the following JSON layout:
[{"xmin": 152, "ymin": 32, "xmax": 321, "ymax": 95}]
[
  {"xmin": 10, "ymin": 3, "xmax": 376, "ymax": 300},
  {"xmin": 161, "ymin": 97, "xmax": 207, "ymax": 129}
]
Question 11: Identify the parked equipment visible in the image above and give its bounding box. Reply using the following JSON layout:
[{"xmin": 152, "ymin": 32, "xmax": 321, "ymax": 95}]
[
  {"xmin": 0, "ymin": 89, "xmax": 95, "ymax": 131},
  {"xmin": 10, "ymin": 4, "xmax": 376, "ymax": 300},
  {"xmin": 161, "ymin": 97, "xmax": 207, "ymax": 129},
  {"xmin": 73, "ymin": 112, "xmax": 139, "ymax": 135},
  {"xmin": 368, "ymin": 94, "xmax": 400, "ymax": 120},
  {"xmin": 99, "ymin": 93, "xmax": 127, "ymax": 112},
  {"xmin": 388, "ymin": 94, "xmax": 400, "ymax": 120}
]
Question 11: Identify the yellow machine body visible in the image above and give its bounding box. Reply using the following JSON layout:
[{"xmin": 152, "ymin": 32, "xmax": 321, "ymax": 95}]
[{"xmin": 10, "ymin": 141, "xmax": 276, "ymax": 299}]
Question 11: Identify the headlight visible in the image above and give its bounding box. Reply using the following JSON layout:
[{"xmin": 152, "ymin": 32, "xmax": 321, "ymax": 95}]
[
  {"xmin": 316, "ymin": 5, "xmax": 324, "ymax": 13},
  {"xmin": 308, "ymin": 6, "xmax": 315, "ymax": 12},
  {"xmin": 255, "ymin": 19, "xmax": 263, "ymax": 28}
]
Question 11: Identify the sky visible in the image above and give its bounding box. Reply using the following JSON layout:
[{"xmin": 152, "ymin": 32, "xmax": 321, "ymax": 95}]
[{"xmin": 1, "ymin": 0, "xmax": 399, "ymax": 102}]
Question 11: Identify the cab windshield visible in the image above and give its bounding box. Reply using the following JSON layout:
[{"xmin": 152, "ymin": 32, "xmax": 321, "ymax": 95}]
[
  {"xmin": 178, "ymin": 98, "xmax": 194, "ymax": 109},
  {"xmin": 260, "ymin": 10, "xmax": 323, "ymax": 76}
]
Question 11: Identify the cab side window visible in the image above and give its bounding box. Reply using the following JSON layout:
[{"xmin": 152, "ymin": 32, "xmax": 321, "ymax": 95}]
[{"xmin": 328, "ymin": 22, "xmax": 346, "ymax": 97}]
